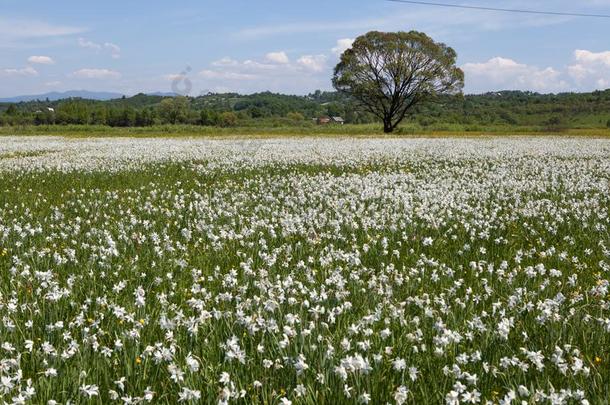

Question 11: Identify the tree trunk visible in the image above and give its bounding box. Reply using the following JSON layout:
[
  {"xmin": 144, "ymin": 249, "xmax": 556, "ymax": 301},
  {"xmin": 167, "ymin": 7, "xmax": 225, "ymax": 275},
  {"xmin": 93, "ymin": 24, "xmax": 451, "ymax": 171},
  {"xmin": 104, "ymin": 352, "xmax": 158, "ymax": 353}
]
[{"xmin": 383, "ymin": 118, "xmax": 394, "ymax": 133}]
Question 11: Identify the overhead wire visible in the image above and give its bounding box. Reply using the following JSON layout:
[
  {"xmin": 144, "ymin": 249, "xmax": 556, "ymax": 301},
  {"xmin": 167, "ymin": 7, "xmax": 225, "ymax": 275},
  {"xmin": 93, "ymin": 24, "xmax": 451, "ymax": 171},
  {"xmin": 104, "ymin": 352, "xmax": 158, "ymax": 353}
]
[{"xmin": 386, "ymin": 0, "xmax": 610, "ymax": 18}]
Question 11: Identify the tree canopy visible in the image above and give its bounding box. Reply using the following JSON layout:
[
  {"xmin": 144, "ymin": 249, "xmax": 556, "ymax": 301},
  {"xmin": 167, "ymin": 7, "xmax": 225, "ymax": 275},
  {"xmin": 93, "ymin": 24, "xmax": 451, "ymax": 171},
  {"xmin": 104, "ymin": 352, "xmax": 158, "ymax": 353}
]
[{"xmin": 333, "ymin": 31, "xmax": 464, "ymax": 133}]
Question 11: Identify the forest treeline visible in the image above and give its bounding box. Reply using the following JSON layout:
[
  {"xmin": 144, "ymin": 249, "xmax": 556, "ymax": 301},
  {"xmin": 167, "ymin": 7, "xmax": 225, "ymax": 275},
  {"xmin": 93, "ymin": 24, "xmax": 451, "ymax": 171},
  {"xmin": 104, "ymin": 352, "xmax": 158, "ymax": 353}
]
[{"xmin": 1, "ymin": 89, "xmax": 610, "ymax": 129}]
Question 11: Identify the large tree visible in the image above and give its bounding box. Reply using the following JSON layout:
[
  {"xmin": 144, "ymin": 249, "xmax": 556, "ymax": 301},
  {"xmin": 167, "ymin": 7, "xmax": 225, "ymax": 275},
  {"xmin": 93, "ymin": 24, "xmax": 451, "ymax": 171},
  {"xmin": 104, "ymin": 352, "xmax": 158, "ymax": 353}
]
[
  {"xmin": 333, "ymin": 31, "xmax": 464, "ymax": 133},
  {"xmin": 158, "ymin": 96, "xmax": 190, "ymax": 124}
]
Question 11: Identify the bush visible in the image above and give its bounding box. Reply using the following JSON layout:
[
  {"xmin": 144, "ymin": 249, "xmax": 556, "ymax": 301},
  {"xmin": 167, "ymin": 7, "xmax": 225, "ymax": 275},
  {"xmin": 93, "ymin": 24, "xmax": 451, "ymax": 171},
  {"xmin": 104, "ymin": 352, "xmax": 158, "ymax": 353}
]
[
  {"xmin": 606, "ymin": 119, "xmax": 610, "ymax": 128},
  {"xmin": 544, "ymin": 116, "xmax": 568, "ymax": 132},
  {"xmin": 219, "ymin": 112, "xmax": 238, "ymax": 127},
  {"xmin": 286, "ymin": 112, "xmax": 304, "ymax": 121}
]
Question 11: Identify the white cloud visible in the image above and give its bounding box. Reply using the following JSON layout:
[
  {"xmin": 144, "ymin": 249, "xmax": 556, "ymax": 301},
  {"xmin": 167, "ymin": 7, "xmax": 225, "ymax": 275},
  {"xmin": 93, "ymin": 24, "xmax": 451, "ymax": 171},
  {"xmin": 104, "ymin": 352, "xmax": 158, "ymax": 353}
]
[
  {"xmin": 199, "ymin": 70, "xmax": 256, "ymax": 80},
  {"xmin": 296, "ymin": 55, "xmax": 327, "ymax": 73},
  {"xmin": 0, "ymin": 18, "xmax": 85, "ymax": 41},
  {"xmin": 192, "ymin": 51, "xmax": 333, "ymax": 94},
  {"xmin": 72, "ymin": 68, "xmax": 121, "ymax": 79},
  {"xmin": 462, "ymin": 51, "xmax": 610, "ymax": 93},
  {"xmin": 332, "ymin": 38, "xmax": 355, "ymax": 56},
  {"xmin": 208, "ymin": 53, "xmax": 328, "ymax": 78},
  {"xmin": 1, "ymin": 66, "xmax": 38, "ymax": 77},
  {"xmin": 567, "ymin": 63, "xmax": 588, "ymax": 82},
  {"xmin": 104, "ymin": 42, "xmax": 121, "ymax": 59},
  {"xmin": 568, "ymin": 50, "xmax": 610, "ymax": 89},
  {"xmin": 573, "ymin": 49, "xmax": 610, "ymax": 66},
  {"xmin": 211, "ymin": 58, "xmax": 279, "ymax": 73},
  {"xmin": 242, "ymin": 60, "xmax": 277, "ymax": 70},
  {"xmin": 45, "ymin": 81, "xmax": 61, "ymax": 87},
  {"xmin": 78, "ymin": 37, "xmax": 101, "ymax": 50},
  {"xmin": 462, "ymin": 57, "xmax": 568, "ymax": 93},
  {"xmin": 265, "ymin": 51, "xmax": 290, "ymax": 64},
  {"xmin": 78, "ymin": 38, "xmax": 121, "ymax": 58},
  {"xmin": 211, "ymin": 57, "xmax": 239, "ymax": 67},
  {"xmin": 28, "ymin": 55, "xmax": 55, "ymax": 65}
]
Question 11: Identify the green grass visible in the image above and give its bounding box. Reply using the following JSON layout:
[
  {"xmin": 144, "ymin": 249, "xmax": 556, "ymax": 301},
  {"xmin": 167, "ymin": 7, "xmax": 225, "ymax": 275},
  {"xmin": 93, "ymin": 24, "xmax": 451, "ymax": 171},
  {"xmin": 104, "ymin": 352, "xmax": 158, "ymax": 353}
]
[{"xmin": 1, "ymin": 124, "xmax": 610, "ymax": 138}]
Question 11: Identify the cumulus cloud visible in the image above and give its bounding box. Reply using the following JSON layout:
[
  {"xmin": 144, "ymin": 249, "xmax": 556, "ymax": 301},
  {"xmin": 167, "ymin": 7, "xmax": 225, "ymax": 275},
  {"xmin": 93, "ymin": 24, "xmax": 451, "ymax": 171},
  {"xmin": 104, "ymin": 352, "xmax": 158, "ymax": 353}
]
[
  {"xmin": 1, "ymin": 66, "xmax": 38, "ymax": 77},
  {"xmin": 28, "ymin": 56, "xmax": 55, "ymax": 65},
  {"xmin": 209, "ymin": 53, "xmax": 327, "ymax": 74},
  {"xmin": 265, "ymin": 51, "xmax": 290, "ymax": 64},
  {"xmin": 573, "ymin": 49, "xmax": 610, "ymax": 66},
  {"xmin": 296, "ymin": 55, "xmax": 327, "ymax": 72},
  {"xmin": 72, "ymin": 68, "xmax": 121, "ymax": 79},
  {"xmin": 463, "ymin": 50, "xmax": 610, "ymax": 93},
  {"xmin": 568, "ymin": 49, "xmax": 610, "ymax": 88},
  {"xmin": 462, "ymin": 57, "xmax": 568, "ymax": 93},
  {"xmin": 183, "ymin": 51, "xmax": 333, "ymax": 94},
  {"xmin": 332, "ymin": 38, "xmax": 355, "ymax": 56}
]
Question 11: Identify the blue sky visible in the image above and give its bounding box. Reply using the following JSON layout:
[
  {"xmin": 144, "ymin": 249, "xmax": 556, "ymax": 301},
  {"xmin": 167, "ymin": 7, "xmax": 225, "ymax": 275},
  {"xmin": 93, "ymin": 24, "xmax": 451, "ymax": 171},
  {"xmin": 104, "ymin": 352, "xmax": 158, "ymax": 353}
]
[{"xmin": 1, "ymin": 0, "xmax": 609, "ymax": 97}]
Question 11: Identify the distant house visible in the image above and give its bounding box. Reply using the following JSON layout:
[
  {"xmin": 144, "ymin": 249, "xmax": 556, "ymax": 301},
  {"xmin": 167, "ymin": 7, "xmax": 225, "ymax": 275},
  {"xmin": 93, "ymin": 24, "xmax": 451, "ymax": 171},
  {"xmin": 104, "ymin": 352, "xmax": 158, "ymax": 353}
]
[
  {"xmin": 316, "ymin": 116, "xmax": 345, "ymax": 125},
  {"xmin": 47, "ymin": 107, "xmax": 55, "ymax": 112}
]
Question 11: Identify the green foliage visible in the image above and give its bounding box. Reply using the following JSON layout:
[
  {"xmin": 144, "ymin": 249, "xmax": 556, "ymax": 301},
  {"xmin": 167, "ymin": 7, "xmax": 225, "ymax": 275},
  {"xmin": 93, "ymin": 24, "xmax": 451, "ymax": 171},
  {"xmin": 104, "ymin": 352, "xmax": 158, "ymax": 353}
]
[
  {"xmin": 286, "ymin": 111, "xmax": 304, "ymax": 121},
  {"xmin": 157, "ymin": 96, "xmax": 189, "ymax": 124},
  {"xmin": 544, "ymin": 116, "xmax": 568, "ymax": 132},
  {"xmin": 5, "ymin": 105, "xmax": 17, "ymax": 116},
  {"xmin": 219, "ymin": 111, "xmax": 238, "ymax": 127},
  {"xmin": 199, "ymin": 109, "xmax": 219, "ymax": 126}
]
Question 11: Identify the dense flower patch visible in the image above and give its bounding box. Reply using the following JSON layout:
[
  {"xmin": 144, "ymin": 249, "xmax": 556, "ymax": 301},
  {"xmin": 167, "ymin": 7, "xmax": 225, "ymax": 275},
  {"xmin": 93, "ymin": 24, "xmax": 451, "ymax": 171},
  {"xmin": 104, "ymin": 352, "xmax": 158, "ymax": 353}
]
[{"xmin": 0, "ymin": 137, "xmax": 609, "ymax": 404}]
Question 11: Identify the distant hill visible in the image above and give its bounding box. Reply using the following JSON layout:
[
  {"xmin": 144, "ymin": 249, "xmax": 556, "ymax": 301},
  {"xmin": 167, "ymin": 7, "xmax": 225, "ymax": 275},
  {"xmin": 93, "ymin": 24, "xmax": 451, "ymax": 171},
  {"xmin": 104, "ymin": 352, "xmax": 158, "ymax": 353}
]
[
  {"xmin": 0, "ymin": 90, "xmax": 180, "ymax": 103},
  {"xmin": 0, "ymin": 90, "xmax": 126, "ymax": 103}
]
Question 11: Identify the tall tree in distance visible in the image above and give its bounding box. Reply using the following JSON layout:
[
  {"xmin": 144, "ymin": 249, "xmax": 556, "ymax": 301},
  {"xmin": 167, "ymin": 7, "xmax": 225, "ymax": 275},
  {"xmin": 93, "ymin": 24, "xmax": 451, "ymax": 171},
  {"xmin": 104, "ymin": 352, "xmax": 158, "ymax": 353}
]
[
  {"xmin": 333, "ymin": 31, "xmax": 464, "ymax": 133},
  {"xmin": 158, "ymin": 96, "xmax": 190, "ymax": 124}
]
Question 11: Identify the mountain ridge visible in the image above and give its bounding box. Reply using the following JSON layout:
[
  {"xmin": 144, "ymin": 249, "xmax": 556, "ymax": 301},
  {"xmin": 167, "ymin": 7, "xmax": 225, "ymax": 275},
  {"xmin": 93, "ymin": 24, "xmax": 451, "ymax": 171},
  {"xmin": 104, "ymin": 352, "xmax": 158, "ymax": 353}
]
[
  {"xmin": 0, "ymin": 90, "xmax": 129, "ymax": 103},
  {"xmin": 0, "ymin": 90, "xmax": 176, "ymax": 103}
]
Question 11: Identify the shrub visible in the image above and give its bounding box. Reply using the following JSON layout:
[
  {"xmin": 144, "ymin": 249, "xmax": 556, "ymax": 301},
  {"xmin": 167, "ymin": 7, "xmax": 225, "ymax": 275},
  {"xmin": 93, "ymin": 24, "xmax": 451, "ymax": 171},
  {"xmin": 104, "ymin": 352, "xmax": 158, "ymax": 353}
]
[
  {"xmin": 219, "ymin": 112, "xmax": 238, "ymax": 127},
  {"xmin": 287, "ymin": 112, "xmax": 304, "ymax": 121},
  {"xmin": 544, "ymin": 116, "xmax": 568, "ymax": 132}
]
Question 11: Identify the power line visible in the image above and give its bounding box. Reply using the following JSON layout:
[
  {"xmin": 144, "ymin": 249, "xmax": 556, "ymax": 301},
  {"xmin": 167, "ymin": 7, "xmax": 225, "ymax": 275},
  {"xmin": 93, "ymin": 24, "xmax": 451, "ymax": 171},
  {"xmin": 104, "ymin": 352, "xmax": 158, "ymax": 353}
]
[{"xmin": 386, "ymin": 0, "xmax": 610, "ymax": 18}]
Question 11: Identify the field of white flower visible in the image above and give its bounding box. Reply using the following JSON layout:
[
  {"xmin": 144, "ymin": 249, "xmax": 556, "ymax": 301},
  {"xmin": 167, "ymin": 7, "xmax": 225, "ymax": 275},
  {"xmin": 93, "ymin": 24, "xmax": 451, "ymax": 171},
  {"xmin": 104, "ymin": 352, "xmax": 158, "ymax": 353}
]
[{"xmin": 0, "ymin": 136, "xmax": 609, "ymax": 404}]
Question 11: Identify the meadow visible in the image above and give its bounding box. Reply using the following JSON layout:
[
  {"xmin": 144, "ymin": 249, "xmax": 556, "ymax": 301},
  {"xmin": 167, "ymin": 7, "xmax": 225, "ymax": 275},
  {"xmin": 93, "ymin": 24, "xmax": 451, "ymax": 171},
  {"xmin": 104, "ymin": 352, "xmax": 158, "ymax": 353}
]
[
  {"xmin": 0, "ymin": 136, "xmax": 609, "ymax": 404},
  {"xmin": 1, "ymin": 123, "xmax": 610, "ymax": 139}
]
